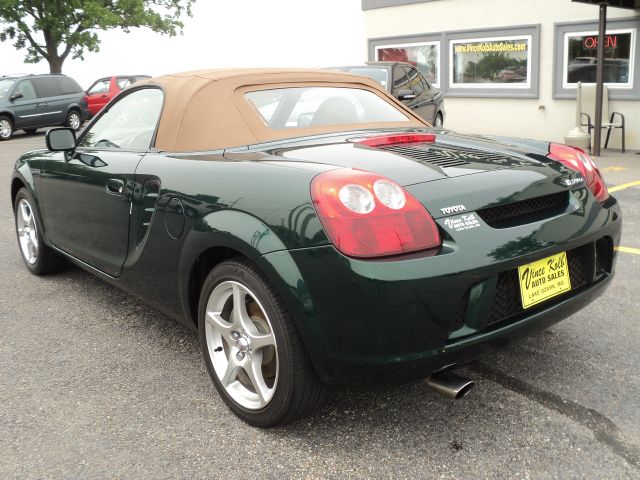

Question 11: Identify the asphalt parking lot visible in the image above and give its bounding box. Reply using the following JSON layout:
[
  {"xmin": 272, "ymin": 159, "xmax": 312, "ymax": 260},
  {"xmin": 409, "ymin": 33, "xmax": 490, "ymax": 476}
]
[{"xmin": 1, "ymin": 132, "xmax": 639, "ymax": 479}]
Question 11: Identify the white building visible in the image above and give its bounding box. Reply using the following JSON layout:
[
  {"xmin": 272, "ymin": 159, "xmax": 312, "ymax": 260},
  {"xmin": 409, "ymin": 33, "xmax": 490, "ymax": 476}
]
[{"xmin": 362, "ymin": 0, "xmax": 640, "ymax": 150}]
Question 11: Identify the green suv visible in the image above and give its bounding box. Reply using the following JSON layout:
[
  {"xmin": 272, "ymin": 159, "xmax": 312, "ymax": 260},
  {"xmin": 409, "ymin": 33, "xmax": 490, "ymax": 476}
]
[{"xmin": 0, "ymin": 74, "xmax": 89, "ymax": 140}]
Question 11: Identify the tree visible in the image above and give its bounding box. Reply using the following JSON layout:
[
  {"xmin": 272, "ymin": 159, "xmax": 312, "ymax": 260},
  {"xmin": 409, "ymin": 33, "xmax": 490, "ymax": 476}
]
[{"xmin": 0, "ymin": 1, "xmax": 194, "ymax": 73}]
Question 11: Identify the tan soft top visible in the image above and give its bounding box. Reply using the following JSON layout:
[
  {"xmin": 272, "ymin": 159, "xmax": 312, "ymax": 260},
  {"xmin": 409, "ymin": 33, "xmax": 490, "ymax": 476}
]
[{"xmin": 137, "ymin": 68, "xmax": 428, "ymax": 152}]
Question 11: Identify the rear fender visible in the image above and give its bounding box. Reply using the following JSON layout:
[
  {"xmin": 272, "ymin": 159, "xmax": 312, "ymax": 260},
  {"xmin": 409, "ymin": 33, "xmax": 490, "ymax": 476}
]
[
  {"xmin": 178, "ymin": 209, "xmax": 293, "ymax": 319},
  {"xmin": 177, "ymin": 209, "xmax": 324, "ymax": 374}
]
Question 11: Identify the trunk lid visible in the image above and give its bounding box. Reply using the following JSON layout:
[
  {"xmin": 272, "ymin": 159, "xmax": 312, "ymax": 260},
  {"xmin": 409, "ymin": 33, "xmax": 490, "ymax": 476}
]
[
  {"xmin": 245, "ymin": 130, "xmax": 579, "ymax": 221},
  {"xmin": 274, "ymin": 131, "xmax": 556, "ymax": 188}
]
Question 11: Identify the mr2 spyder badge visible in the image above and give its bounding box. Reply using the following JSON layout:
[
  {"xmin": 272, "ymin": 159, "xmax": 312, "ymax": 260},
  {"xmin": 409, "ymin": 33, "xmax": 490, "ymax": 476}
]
[
  {"xmin": 440, "ymin": 204, "xmax": 467, "ymax": 215},
  {"xmin": 444, "ymin": 213, "xmax": 481, "ymax": 232},
  {"xmin": 562, "ymin": 177, "xmax": 584, "ymax": 187}
]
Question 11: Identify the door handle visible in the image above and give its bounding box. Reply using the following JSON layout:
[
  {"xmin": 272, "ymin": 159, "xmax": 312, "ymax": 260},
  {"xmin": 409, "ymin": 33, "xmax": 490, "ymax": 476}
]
[
  {"xmin": 105, "ymin": 179, "xmax": 124, "ymax": 196},
  {"xmin": 36, "ymin": 102, "xmax": 49, "ymax": 107}
]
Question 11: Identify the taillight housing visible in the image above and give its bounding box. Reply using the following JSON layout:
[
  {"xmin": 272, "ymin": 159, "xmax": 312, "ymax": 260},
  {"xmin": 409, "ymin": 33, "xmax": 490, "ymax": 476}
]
[
  {"xmin": 547, "ymin": 143, "xmax": 610, "ymax": 203},
  {"xmin": 310, "ymin": 169, "xmax": 441, "ymax": 258}
]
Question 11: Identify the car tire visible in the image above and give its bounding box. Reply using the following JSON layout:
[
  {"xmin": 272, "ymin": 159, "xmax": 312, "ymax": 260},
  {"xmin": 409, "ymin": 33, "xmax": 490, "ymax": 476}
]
[
  {"xmin": 434, "ymin": 113, "xmax": 444, "ymax": 128},
  {"xmin": 198, "ymin": 258, "xmax": 326, "ymax": 427},
  {"xmin": 65, "ymin": 110, "xmax": 81, "ymax": 131},
  {"xmin": 0, "ymin": 115, "xmax": 14, "ymax": 141},
  {"xmin": 14, "ymin": 188, "xmax": 65, "ymax": 275}
]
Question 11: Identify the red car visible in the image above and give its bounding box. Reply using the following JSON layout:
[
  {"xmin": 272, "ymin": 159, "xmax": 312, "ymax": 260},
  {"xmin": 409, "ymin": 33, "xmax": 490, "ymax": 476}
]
[{"xmin": 84, "ymin": 75, "xmax": 150, "ymax": 117}]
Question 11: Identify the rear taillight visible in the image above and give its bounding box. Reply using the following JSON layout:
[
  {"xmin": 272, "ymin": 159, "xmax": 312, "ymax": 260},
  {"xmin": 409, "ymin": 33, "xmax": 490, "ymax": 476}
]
[
  {"xmin": 310, "ymin": 169, "xmax": 441, "ymax": 258},
  {"xmin": 547, "ymin": 143, "xmax": 610, "ymax": 203}
]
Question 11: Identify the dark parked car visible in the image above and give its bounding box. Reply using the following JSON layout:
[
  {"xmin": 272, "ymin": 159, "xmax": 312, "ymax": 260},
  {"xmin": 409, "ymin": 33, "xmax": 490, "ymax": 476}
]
[
  {"xmin": 0, "ymin": 74, "xmax": 89, "ymax": 140},
  {"xmin": 11, "ymin": 69, "xmax": 620, "ymax": 427},
  {"xmin": 331, "ymin": 61, "xmax": 445, "ymax": 127},
  {"xmin": 85, "ymin": 75, "xmax": 151, "ymax": 117},
  {"xmin": 567, "ymin": 58, "xmax": 629, "ymax": 84}
]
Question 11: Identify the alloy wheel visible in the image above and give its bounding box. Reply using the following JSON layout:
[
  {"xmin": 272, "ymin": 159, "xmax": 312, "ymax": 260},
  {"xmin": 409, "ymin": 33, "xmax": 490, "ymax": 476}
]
[
  {"xmin": 204, "ymin": 280, "xmax": 278, "ymax": 410},
  {"xmin": 16, "ymin": 199, "xmax": 39, "ymax": 265},
  {"xmin": 68, "ymin": 112, "xmax": 81, "ymax": 130},
  {"xmin": 0, "ymin": 119, "xmax": 12, "ymax": 139}
]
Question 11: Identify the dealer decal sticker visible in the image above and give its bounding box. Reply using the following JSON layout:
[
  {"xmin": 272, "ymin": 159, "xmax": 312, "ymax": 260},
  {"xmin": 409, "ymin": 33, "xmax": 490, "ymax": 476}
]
[{"xmin": 444, "ymin": 213, "xmax": 481, "ymax": 232}]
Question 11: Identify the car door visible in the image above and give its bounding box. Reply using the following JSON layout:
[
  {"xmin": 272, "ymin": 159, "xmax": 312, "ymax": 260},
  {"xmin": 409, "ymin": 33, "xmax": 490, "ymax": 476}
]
[
  {"xmin": 38, "ymin": 86, "xmax": 164, "ymax": 277},
  {"xmin": 31, "ymin": 77, "xmax": 65, "ymax": 126},
  {"xmin": 405, "ymin": 66, "xmax": 437, "ymax": 123},
  {"xmin": 10, "ymin": 79, "xmax": 41, "ymax": 129},
  {"xmin": 85, "ymin": 78, "xmax": 112, "ymax": 116}
]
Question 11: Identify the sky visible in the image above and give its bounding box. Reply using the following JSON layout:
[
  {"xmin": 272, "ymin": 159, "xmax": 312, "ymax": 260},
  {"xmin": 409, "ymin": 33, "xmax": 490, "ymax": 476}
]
[{"xmin": 0, "ymin": 0, "xmax": 365, "ymax": 89}]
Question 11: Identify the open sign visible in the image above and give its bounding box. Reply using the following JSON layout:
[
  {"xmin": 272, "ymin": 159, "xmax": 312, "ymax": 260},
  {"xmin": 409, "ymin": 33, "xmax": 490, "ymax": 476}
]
[{"xmin": 583, "ymin": 35, "xmax": 618, "ymax": 49}]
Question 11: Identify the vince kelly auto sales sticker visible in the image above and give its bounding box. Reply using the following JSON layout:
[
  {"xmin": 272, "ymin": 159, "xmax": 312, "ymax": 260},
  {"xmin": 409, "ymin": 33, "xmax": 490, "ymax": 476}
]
[
  {"xmin": 444, "ymin": 213, "xmax": 481, "ymax": 232},
  {"xmin": 518, "ymin": 251, "xmax": 572, "ymax": 309}
]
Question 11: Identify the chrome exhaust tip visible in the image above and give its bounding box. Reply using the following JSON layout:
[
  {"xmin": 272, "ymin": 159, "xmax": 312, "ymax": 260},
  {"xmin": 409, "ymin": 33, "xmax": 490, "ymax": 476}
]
[{"xmin": 426, "ymin": 372, "xmax": 475, "ymax": 399}]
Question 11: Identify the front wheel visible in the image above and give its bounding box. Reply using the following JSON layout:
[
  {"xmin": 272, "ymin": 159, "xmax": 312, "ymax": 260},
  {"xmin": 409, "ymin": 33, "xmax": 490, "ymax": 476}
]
[
  {"xmin": 198, "ymin": 259, "xmax": 325, "ymax": 427},
  {"xmin": 0, "ymin": 115, "xmax": 14, "ymax": 140},
  {"xmin": 65, "ymin": 110, "xmax": 81, "ymax": 131},
  {"xmin": 13, "ymin": 188, "xmax": 65, "ymax": 275}
]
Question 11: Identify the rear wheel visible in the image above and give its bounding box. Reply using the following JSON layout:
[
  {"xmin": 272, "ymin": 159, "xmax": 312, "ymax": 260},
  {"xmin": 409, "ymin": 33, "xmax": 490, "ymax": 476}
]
[
  {"xmin": 14, "ymin": 188, "xmax": 65, "ymax": 275},
  {"xmin": 0, "ymin": 115, "xmax": 14, "ymax": 140},
  {"xmin": 434, "ymin": 113, "xmax": 444, "ymax": 128},
  {"xmin": 198, "ymin": 259, "xmax": 325, "ymax": 427},
  {"xmin": 65, "ymin": 110, "xmax": 81, "ymax": 131}
]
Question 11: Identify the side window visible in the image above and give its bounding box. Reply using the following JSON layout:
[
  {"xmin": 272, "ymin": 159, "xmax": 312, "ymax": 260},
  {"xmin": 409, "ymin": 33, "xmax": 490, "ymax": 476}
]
[
  {"xmin": 116, "ymin": 77, "xmax": 131, "ymax": 89},
  {"xmin": 420, "ymin": 75, "xmax": 432, "ymax": 95},
  {"xmin": 405, "ymin": 66, "xmax": 425, "ymax": 96},
  {"xmin": 77, "ymin": 88, "xmax": 163, "ymax": 150},
  {"xmin": 32, "ymin": 77, "xmax": 61, "ymax": 98},
  {"xmin": 88, "ymin": 79, "xmax": 111, "ymax": 95},
  {"xmin": 392, "ymin": 65, "xmax": 412, "ymax": 97},
  {"xmin": 14, "ymin": 80, "xmax": 37, "ymax": 100},
  {"xmin": 58, "ymin": 77, "xmax": 82, "ymax": 95}
]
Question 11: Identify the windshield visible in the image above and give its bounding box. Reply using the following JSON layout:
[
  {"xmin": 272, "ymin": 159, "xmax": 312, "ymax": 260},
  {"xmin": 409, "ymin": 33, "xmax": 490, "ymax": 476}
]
[
  {"xmin": 0, "ymin": 79, "xmax": 16, "ymax": 100},
  {"xmin": 245, "ymin": 86, "xmax": 408, "ymax": 129}
]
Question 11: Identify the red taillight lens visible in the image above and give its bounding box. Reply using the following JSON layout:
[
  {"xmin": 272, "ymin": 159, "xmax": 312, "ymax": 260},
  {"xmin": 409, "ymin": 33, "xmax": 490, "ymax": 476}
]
[
  {"xmin": 310, "ymin": 169, "xmax": 441, "ymax": 258},
  {"xmin": 353, "ymin": 133, "xmax": 436, "ymax": 148},
  {"xmin": 547, "ymin": 143, "xmax": 610, "ymax": 203}
]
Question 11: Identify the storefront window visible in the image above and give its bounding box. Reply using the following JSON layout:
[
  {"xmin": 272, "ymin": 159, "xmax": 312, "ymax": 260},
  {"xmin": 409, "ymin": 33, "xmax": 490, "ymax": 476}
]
[
  {"xmin": 449, "ymin": 36, "xmax": 531, "ymax": 88},
  {"xmin": 370, "ymin": 25, "xmax": 539, "ymax": 98},
  {"xmin": 563, "ymin": 29, "xmax": 635, "ymax": 87},
  {"xmin": 375, "ymin": 42, "xmax": 440, "ymax": 86}
]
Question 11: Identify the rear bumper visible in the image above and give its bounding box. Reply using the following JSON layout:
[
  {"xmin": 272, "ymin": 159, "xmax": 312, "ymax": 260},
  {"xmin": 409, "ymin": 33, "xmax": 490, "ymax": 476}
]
[
  {"xmin": 80, "ymin": 106, "xmax": 91, "ymax": 121},
  {"xmin": 258, "ymin": 196, "xmax": 622, "ymax": 384}
]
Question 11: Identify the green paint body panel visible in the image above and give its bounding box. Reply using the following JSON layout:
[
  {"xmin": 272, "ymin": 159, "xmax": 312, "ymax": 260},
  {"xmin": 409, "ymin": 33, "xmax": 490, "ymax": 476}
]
[
  {"xmin": 260, "ymin": 192, "xmax": 620, "ymax": 382},
  {"xmin": 10, "ymin": 128, "xmax": 622, "ymax": 384}
]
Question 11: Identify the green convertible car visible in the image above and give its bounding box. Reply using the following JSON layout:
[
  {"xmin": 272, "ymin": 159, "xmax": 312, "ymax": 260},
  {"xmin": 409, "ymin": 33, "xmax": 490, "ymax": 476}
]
[{"xmin": 11, "ymin": 69, "xmax": 621, "ymax": 427}]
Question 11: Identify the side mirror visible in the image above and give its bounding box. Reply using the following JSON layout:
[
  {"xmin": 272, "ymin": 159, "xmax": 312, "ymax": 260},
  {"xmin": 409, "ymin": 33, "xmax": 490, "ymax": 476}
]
[
  {"xmin": 46, "ymin": 128, "xmax": 76, "ymax": 152},
  {"xmin": 9, "ymin": 92, "xmax": 24, "ymax": 102},
  {"xmin": 396, "ymin": 89, "xmax": 416, "ymax": 101}
]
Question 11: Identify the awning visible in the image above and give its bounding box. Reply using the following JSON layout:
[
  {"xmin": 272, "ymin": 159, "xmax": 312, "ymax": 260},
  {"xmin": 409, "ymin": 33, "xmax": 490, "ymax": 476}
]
[{"xmin": 572, "ymin": 0, "xmax": 640, "ymax": 9}]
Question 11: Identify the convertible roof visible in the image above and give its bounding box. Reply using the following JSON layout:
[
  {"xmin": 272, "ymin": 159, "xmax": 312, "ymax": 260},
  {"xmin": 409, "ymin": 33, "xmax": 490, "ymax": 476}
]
[{"xmin": 137, "ymin": 68, "xmax": 428, "ymax": 152}]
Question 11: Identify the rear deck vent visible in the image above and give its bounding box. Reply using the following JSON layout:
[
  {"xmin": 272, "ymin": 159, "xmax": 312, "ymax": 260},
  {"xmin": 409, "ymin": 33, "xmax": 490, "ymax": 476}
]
[
  {"xmin": 379, "ymin": 144, "xmax": 515, "ymax": 169},
  {"xmin": 477, "ymin": 191, "xmax": 569, "ymax": 229}
]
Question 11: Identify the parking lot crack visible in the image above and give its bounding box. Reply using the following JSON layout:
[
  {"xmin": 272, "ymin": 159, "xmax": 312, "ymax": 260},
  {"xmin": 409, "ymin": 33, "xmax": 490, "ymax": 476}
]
[{"xmin": 471, "ymin": 363, "xmax": 640, "ymax": 469}]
